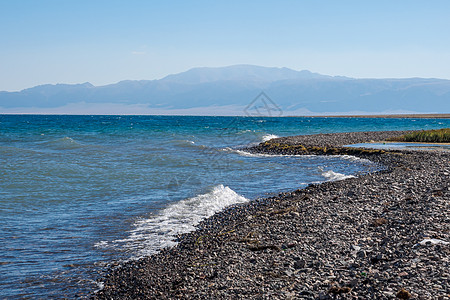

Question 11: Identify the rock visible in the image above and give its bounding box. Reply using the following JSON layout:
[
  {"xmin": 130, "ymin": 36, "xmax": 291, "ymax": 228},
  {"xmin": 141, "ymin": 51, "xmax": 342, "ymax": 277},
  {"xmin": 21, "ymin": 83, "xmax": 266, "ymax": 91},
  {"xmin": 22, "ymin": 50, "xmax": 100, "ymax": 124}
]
[
  {"xmin": 372, "ymin": 218, "xmax": 388, "ymax": 227},
  {"xmin": 396, "ymin": 288, "xmax": 411, "ymax": 299},
  {"xmin": 370, "ymin": 254, "xmax": 383, "ymax": 264},
  {"xmin": 328, "ymin": 285, "xmax": 351, "ymax": 294},
  {"xmin": 293, "ymin": 259, "xmax": 306, "ymax": 269}
]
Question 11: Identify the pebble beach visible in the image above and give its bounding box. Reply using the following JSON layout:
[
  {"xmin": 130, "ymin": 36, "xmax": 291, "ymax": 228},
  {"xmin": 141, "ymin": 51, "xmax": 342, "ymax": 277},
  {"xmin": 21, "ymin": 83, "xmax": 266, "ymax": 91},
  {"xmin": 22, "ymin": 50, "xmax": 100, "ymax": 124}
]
[{"xmin": 92, "ymin": 131, "xmax": 449, "ymax": 299}]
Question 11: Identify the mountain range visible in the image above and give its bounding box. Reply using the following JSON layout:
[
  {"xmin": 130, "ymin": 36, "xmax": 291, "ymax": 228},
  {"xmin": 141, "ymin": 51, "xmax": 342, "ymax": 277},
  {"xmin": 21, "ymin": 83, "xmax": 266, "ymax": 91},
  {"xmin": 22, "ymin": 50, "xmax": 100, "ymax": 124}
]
[{"xmin": 1, "ymin": 65, "xmax": 449, "ymax": 115}]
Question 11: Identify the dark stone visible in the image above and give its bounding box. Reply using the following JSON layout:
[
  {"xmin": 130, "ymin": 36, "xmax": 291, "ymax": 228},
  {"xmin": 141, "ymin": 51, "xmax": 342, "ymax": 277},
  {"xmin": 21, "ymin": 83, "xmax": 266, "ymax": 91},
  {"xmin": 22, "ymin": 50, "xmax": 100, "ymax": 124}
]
[{"xmin": 293, "ymin": 259, "xmax": 306, "ymax": 269}]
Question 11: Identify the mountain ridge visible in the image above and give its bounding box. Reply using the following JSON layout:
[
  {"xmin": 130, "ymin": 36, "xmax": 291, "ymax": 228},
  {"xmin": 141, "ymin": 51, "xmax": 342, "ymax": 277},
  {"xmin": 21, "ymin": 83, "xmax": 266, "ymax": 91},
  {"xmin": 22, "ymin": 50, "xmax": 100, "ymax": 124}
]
[
  {"xmin": 159, "ymin": 65, "xmax": 332, "ymax": 84},
  {"xmin": 1, "ymin": 65, "xmax": 449, "ymax": 115}
]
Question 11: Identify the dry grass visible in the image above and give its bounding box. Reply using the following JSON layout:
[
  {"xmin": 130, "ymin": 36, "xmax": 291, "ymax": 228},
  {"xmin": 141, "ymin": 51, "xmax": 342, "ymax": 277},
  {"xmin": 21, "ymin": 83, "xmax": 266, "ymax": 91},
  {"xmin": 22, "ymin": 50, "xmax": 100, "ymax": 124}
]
[{"xmin": 387, "ymin": 128, "xmax": 450, "ymax": 143}]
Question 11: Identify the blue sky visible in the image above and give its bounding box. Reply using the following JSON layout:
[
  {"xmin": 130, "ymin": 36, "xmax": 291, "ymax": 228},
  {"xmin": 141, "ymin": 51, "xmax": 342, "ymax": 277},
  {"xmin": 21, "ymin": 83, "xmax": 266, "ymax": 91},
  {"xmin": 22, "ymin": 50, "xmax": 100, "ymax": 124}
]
[{"xmin": 1, "ymin": 0, "xmax": 450, "ymax": 91}]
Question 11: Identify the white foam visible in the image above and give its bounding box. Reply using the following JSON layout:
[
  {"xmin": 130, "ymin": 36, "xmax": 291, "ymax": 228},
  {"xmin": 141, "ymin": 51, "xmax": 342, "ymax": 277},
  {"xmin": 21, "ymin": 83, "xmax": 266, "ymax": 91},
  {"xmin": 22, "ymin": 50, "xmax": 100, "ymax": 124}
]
[
  {"xmin": 173, "ymin": 139, "xmax": 210, "ymax": 151},
  {"xmin": 94, "ymin": 281, "xmax": 105, "ymax": 292},
  {"xmin": 262, "ymin": 134, "xmax": 279, "ymax": 142},
  {"xmin": 340, "ymin": 154, "xmax": 372, "ymax": 163},
  {"xmin": 56, "ymin": 137, "xmax": 77, "ymax": 145},
  {"xmin": 117, "ymin": 184, "xmax": 249, "ymax": 258},
  {"xmin": 419, "ymin": 238, "xmax": 449, "ymax": 246},
  {"xmin": 233, "ymin": 149, "xmax": 278, "ymax": 158},
  {"xmin": 94, "ymin": 241, "xmax": 109, "ymax": 248},
  {"xmin": 224, "ymin": 146, "xmax": 370, "ymax": 165},
  {"xmin": 223, "ymin": 148, "xmax": 316, "ymax": 158},
  {"xmin": 321, "ymin": 170, "xmax": 355, "ymax": 181},
  {"xmin": 174, "ymin": 139, "xmax": 195, "ymax": 146}
]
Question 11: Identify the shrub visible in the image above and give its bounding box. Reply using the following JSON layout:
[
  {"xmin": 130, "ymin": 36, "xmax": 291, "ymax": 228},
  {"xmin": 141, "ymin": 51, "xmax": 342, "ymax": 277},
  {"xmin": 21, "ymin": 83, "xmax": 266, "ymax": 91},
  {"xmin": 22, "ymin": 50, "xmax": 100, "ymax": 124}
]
[{"xmin": 388, "ymin": 128, "xmax": 450, "ymax": 143}]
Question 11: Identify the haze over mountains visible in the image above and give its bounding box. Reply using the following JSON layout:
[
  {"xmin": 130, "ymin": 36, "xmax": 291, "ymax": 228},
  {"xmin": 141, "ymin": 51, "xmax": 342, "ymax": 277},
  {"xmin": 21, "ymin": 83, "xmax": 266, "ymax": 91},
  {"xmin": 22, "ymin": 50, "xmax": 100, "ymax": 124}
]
[{"xmin": 1, "ymin": 65, "xmax": 449, "ymax": 115}]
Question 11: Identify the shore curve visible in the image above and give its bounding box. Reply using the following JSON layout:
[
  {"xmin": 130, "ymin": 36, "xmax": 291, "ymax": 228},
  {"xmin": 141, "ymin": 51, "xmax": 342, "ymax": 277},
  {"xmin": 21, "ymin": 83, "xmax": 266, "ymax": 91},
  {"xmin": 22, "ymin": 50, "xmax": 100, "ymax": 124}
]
[{"xmin": 92, "ymin": 131, "xmax": 449, "ymax": 299}]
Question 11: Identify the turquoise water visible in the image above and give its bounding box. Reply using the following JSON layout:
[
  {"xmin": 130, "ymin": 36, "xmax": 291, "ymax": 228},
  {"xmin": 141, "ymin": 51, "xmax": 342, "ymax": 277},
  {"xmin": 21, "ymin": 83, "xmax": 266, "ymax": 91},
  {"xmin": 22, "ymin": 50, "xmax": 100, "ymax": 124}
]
[{"xmin": 1, "ymin": 115, "xmax": 449, "ymax": 298}]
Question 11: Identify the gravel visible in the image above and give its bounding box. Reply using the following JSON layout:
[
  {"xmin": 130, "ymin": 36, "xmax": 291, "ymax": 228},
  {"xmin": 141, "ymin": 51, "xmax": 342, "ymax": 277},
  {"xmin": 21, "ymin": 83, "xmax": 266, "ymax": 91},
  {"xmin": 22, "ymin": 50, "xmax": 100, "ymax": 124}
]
[
  {"xmin": 92, "ymin": 131, "xmax": 449, "ymax": 300},
  {"xmin": 268, "ymin": 130, "xmax": 419, "ymax": 148}
]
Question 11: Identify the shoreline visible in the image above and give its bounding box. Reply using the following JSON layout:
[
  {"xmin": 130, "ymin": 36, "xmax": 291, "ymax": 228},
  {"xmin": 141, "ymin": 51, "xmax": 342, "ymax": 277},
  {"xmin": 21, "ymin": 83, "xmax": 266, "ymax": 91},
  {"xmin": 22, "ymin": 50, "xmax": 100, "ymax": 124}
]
[
  {"xmin": 302, "ymin": 114, "xmax": 450, "ymax": 119},
  {"xmin": 93, "ymin": 131, "xmax": 449, "ymax": 299}
]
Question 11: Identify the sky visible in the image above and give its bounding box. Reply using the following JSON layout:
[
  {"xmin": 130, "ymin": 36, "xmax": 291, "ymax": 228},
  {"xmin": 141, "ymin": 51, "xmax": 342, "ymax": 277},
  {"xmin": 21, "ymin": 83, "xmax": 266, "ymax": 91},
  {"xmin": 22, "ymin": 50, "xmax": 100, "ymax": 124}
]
[{"xmin": 1, "ymin": 0, "xmax": 450, "ymax": 91}]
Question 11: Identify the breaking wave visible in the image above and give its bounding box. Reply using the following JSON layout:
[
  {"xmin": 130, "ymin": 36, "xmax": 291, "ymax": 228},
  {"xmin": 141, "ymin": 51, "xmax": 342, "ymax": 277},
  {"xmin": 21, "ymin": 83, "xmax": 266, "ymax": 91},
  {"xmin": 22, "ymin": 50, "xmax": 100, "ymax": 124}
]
[
  {"xmin": 261, "ymin": 134, "xmax": 279, "ymax": 142},
  {"xmin": 110, "ymin": 185, "xmax": 249, "ymax": 258},
  {"xmin": 321, "ymin": 170, "xmax": 355, "ymax": 181}
]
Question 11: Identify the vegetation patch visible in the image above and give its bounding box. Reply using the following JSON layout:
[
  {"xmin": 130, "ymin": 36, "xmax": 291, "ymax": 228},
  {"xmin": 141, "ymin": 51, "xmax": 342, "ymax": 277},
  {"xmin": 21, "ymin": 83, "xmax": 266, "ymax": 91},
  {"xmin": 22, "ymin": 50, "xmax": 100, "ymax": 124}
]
[
  {"xmin": 387, "ymin": 128, "xmax": 450, "ymax": 143},
  {"xmin": 259, "ymin": 142, "xmax": 386, "ymax": 156}
]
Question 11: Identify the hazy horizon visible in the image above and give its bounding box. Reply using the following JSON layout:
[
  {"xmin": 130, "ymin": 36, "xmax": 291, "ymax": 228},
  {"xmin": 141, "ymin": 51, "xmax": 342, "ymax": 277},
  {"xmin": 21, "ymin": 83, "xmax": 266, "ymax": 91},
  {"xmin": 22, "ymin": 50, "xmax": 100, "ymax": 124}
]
[{"xmin": 5, "ymin": 64, "xmax": 450, "ymax": 93}]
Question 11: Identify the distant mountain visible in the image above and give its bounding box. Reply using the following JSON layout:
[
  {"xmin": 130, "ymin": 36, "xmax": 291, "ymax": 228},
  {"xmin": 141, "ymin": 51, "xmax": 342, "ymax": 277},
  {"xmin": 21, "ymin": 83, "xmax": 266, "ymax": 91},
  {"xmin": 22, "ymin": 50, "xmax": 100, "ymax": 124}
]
[
  {"xmin": 160, "ymin": 65, "xmax": 330, "ymax": 84},
  {"xmin": 1, "ymin": 65, "xmax": 449, "ymax": 115}
]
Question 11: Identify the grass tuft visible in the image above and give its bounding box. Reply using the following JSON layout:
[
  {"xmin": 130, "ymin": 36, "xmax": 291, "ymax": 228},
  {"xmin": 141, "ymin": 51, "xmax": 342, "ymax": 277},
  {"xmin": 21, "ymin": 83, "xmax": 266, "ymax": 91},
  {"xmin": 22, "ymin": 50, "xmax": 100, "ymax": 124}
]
[{"xmin": 387, "ymin": 128, "xmax": 450, "ymax": 143}]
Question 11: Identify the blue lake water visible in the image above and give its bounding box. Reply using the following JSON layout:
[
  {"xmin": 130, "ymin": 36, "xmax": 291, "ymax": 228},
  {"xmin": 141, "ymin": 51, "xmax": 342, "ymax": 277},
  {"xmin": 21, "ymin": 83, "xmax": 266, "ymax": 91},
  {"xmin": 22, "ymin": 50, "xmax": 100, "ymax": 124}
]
[{"xmin": 1, "ymin": 115, "xmax": 449, "ymax": 298}]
